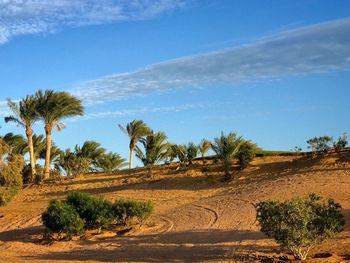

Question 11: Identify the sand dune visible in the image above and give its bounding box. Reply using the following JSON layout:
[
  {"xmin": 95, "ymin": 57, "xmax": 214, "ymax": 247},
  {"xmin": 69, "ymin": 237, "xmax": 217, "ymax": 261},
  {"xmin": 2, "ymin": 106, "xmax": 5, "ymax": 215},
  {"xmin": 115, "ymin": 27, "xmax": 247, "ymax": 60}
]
[{"xmin": 0, "ymin": 152, "xmax": 349, "ymax": 262}]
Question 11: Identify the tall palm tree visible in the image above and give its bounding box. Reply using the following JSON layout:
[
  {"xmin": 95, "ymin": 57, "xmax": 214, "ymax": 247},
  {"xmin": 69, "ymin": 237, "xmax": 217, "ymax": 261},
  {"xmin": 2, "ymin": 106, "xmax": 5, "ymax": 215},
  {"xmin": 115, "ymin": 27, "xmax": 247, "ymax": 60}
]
[
  {"xmin": 211, "ymin": 132, "xmax": 243, "ymax": 180},
  {"xmin": 135, "ymin": 131, "xmax": 170, "ymax": 166},
  {"xmin": 118, "ymin": 120, "xmax": 152, "ymax": 169},
  {"xmin": 36, "ymin": 89, "xmax": 84, "ymax": 179},
  {"xmin": 4, "ymin": 96, "xmax": 39, "ymax": 180}
]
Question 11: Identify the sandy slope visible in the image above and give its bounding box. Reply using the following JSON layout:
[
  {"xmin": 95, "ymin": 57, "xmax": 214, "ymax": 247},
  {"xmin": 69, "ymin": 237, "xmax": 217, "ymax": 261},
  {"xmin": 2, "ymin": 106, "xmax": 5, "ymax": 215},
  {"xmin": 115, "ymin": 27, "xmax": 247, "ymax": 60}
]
[{"xmin": 0, "ymin": 152, "xmax": 349, "ymax": 262}]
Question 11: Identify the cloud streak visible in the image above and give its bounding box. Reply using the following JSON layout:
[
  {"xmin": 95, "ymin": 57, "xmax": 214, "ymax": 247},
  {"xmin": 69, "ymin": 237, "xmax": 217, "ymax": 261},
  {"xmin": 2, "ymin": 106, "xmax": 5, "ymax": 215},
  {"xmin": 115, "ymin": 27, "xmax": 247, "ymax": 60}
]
[
  {"xmin": 0, "ymin": 0, "xmax": 184, "ymax": 44},
  {"xmin": 73, "ymin": 18, "xmax": 350, "ymax": 104}
]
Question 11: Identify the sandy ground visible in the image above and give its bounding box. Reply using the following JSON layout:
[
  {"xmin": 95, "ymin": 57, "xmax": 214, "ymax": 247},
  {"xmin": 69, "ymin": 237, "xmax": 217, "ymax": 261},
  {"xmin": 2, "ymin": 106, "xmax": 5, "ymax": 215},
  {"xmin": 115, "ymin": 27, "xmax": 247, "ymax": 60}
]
[{"xmin": 0, "ymin": 152, "xmax": 349, "ymax": 262}]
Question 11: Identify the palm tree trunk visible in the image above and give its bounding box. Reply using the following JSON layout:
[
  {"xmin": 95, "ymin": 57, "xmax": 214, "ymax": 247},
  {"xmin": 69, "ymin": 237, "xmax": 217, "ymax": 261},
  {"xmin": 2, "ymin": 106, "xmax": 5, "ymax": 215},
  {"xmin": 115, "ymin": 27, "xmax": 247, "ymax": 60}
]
[
  {"xmin": 26, "ymin": 127, "xmax": 36, "ymax": 182},
  {"xmin": 44, "ymin": 125, "xmax": 52, "ymax": 180},
  {"xmin": 129, "ymin": 148, "xmax": 133, "ymax": 170}
]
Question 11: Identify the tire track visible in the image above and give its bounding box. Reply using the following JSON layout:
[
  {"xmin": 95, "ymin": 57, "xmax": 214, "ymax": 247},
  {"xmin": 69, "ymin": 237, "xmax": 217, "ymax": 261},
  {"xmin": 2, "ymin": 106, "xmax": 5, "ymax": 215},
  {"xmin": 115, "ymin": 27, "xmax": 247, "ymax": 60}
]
[{"xmin": 192, "ymin": 204, "xmax": 219, "ymax": 228}]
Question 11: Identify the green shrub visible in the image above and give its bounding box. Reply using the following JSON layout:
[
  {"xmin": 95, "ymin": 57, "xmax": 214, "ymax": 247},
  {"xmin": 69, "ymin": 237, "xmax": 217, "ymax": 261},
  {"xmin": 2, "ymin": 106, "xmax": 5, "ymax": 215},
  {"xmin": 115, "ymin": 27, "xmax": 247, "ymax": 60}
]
[
  {"xmin": 236, "ymin": 141, "xmax": 257, "ymax": 169},
  {"xmin": 66, "ymin": 191, "xmax": 114, "ymax": 230},
  {"xmin": 256, "ymin": 193, "xmax": 344, "ymax": 260},
  {"xmin": 42, "ymin": 200, "xmax": 84, "ymax": 238},
  {"xmin": 113, "ymin": 199, "xmax": 153, "ymax": 227}
]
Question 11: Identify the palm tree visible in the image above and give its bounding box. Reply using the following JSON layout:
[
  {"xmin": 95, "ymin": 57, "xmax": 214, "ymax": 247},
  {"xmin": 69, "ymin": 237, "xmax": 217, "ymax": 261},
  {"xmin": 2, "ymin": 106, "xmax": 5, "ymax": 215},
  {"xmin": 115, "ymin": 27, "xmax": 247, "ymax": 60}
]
[
  {"xmin": 95, "ymin": 152, "xmax": 127, "ymax": 173},
  {"xmin": 198, "ymin": 139, "xmax": 211, "ymax": 165},
  {"xmin": 74, "ymin": 141, "xmax": 106, "ymax": 171},
  {"xmin": 185, "ymin": 142, "xmax": 198, "ymax": 165},
  {"xmin": 32, "ymin": 134, "xmax": 46, "ymax": 163},
  {"xmin": 135, "ymin": 131, "xmax": 170, "ymax": 166},
  {"xmin": 36, "ymin": 90, "xmax": 84, "ymax": 179},
  {"xmin": 170, "ymin": 144, "xmax": 187, "ymax": 166},
  {"xmin": 4, "ymin": 96, "xmax": 39, "ymax": 181},
  {"xmin": 1, "ymin": 133, "xmax": 28, "ymax": 155},
  {"xmin": 211, "ymin": 132, "xmax": 243, "ymax": 180},
  {"xmin": 118, "ymin": 120, "xmax": 152, "ymax": 169}
]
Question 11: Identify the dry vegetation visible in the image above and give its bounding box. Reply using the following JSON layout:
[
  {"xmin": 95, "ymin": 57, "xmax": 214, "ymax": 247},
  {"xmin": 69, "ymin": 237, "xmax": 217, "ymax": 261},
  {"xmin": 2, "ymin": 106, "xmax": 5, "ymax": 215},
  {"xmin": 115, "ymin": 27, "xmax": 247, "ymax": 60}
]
[{"xmin": 0, "ymin": 151, "xmax": 349, "ymax": 262}]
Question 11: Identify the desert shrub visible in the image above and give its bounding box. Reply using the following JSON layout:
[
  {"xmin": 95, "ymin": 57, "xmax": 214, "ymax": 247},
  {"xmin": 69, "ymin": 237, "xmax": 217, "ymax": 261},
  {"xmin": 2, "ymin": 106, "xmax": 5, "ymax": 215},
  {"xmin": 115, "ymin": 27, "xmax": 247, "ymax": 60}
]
[
  {"xmin": 256, "ymin": 193, "xmax": 344, "ymax": 260},
  {"xmin": 307, "ymin": 136, "xmax": 333, "ymax": 155},
  {"xmin": 0, "ymin": 139, "xmax": 25, "ymax": 206},
  {"xmin": 65, "ymin": 191, "xmax": 114, "ymax": 230},
  {"xmin": 333, "ymin": 133, "xmax": 348, "ymax": 152},
  {"xmin": 113, "ymin": 199, "xmax": 153, "ymax": 227},
  {"xmin": 42, "ymin": 200, "xmax": 84, "ymax": 238},
  {"xmin": 236, "ymin": 141, "xmax": 257, "ymax": 169}
]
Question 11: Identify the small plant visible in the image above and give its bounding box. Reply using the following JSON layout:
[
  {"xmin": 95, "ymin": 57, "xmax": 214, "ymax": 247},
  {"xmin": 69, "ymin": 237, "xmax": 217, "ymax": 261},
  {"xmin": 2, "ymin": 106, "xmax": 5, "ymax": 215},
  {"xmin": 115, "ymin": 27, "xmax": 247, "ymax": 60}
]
[
  {"xmin": 236, "ymin": 141, "xmax": 257, "ymax": 169},
  {"xmin": 42, "ymin": 200, "xmax": 84, "ymax": 239},
  {"xmin": 256, "ymin": 194, "xmax": 344, "ymax": 260},
  {"xmin": 66, "ymin": 191, "xmax": 114, "ymax": 231},
  {"xmin": 292, "ymin": 146, "xmax": 302, "ymax": 153},
  {"xmin": 113, "ymin": 199, "xmax": 153, "ymax": 227}
]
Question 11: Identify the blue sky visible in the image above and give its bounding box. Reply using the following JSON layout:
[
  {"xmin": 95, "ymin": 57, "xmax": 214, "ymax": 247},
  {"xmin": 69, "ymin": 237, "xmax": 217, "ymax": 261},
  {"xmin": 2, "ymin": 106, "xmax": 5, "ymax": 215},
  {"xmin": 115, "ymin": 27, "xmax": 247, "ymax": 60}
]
[{"xmin": 0, "ymin": 0, "xmax": 350, "ymax": 165}]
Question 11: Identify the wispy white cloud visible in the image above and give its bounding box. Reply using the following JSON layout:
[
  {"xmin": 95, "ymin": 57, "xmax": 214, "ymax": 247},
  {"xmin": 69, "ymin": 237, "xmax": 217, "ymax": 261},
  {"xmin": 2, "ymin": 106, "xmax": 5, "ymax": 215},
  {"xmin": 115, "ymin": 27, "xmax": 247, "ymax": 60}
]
[
  {"xmin": 69, "ymin": 103, "xmax": 201, "ymax": 121},
  {"xmin": 0, "ymin": 0, "xmax": 184, "ymax": 44},
  {"xmin": 72, "ymin": 18, "xmax": 350, "ymax": 104}
]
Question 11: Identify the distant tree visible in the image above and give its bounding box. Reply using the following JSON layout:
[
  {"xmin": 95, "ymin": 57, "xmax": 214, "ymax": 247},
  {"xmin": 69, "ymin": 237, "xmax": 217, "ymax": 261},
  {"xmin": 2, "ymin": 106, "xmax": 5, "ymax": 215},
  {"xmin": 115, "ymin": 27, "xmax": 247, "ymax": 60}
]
[
  {"xmin": 135, "ymin": 131, "xmax": 170, "ymax": 167},
  {"xmin": 36, "ymin": 90, "xmax": 84, "ymax": 179},
  {"xmin": 198, "ymin": 139, "xmax": 211, "ymax": 165},
  {"xmin": 4, "ymin": 96, "xmax": 39, "ymax": 181},
  {"xmin": 170, "ymin": 144, "xmax": 188, "ymax": 166},
  {"xmin": 333, "ymin": 133, "xmax": 348, "ymax": 152},
  {"xmin": 185, "ymin": 142, "xmax": 198, "ymax": 165},
  {"xmin": 211, "ymin": 132, "xmax": 243, "ymax": 180},
  {"xmin": 236, "ymin": 141, "xmax": 257, "ymax": 169},
  {"xmin": 54, "ymin": 149, "xmax": 91, "ymax": 177},
  {"xmin": 118, "ymin": 120, "xmax": 152, "ymax": 170},
  {"xmin": 74, "ymin": 141, "xmax": 106, "ymax": 171},
  {"xmin": 307, "ymin": 136, "xmax": 333, "ymax": 155},
  {"xmin": 291, "ymin": 146, "xmax": 302, "ymax": 153},
  {"xmin": 164, "ymin": 144, "xmax": 178, "ymax": 164},
  {"xmin": 95, "ymin": 152, "xmax": 128, "ymax": 173}
]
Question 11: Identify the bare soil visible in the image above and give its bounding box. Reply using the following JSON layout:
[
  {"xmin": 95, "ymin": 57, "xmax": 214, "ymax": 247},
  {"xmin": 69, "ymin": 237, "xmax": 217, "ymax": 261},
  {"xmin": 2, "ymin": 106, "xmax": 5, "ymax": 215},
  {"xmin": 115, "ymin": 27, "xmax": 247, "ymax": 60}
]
[{"xmin": 0, "ymin": 152, "xmax": 349, "ymax": 262}]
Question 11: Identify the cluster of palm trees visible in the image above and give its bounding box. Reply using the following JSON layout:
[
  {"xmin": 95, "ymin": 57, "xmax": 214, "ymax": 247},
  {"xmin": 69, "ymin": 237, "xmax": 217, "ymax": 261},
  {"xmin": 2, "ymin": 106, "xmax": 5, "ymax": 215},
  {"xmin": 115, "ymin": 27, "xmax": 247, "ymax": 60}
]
[
  {"xmin": 2, "ymin": 89, "xmax": 258, "ymax": 183},
  {"xmin": 118, "ymin": 120, "xmax": 209, "ymax": 169},
  {"xmin": 118, "ymin": 119, "xmax": 258, "ymax": 179},
  {"xmin": 55, "ymin": 141, "xmax": 127, "ymax": 177},
  {"xmin": 3, "ymin": 90, "xmax": 84, "ymax": 181}
]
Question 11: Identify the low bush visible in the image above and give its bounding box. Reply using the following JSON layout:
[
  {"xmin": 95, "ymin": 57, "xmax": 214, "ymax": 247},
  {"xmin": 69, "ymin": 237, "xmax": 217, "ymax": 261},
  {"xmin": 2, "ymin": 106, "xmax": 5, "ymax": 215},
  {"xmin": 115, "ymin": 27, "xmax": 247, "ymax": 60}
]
[
  {"xmin": 42, "ymin": 200, "xmax": 84, "ymax": 238},
  {"xmin": 42, "ymin": 192, "xmax": 154, "ymax": 238},
  {"xmin": 65, "ymin": 191, "xmax": 114, "ymax": 230},
  {"xmin": 113, "ymin": 199, "xmax": 154, "ymax": 227},
  {"xmin": 256, "ymin": 193, "xmax": 344, "ymax": 260}
]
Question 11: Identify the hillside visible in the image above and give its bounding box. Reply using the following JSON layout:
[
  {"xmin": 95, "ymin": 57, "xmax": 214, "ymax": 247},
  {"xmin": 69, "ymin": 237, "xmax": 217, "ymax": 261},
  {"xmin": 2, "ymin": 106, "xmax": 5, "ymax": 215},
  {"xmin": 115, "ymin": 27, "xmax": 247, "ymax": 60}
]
[{"xmin": 0, "ymin": 152, "xmax": 349, "ymax": 262}]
